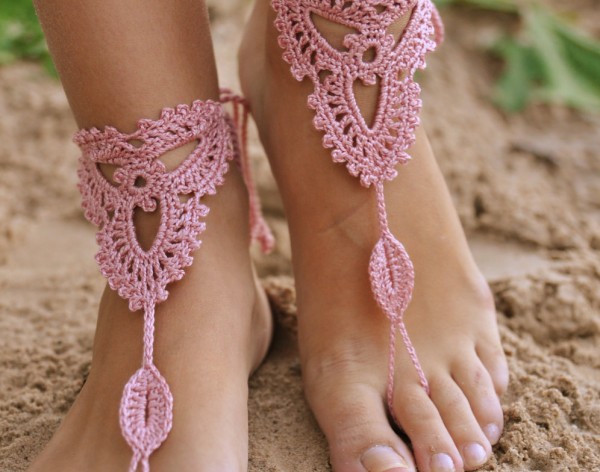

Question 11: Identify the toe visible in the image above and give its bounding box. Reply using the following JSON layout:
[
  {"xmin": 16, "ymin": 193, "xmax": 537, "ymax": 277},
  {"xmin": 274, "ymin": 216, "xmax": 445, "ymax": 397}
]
[
  {"xmin": 452, "ymin": 358, "xmax": 504, "ymax": 446},
  {"xmin": 429, "ymin": 373, "xmax": 492, "ymax": 470},
  {"xmin": 392, "ymin": 382, "xmax": 463, "ymax": 472},
  {"xmin": 476, "ymin": 341, "xmax": 509, "ymax": 397},
  {"xmin": 361, "ymin": 445, "xmax": 414, "ymax": 472},
  {"xmin": 308, "ymin": 380, "xmax": 415, "ymax": 472}
]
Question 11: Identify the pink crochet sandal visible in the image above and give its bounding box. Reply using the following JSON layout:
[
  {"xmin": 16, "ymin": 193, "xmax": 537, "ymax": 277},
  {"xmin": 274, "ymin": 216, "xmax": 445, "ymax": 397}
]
[
  {"xmin": 73, "ymin": 91, "xmax": 273, "ymax": 472},
  {"xmin": 271, "ymin": 0, "xmax": 443, "ymax": 421}
]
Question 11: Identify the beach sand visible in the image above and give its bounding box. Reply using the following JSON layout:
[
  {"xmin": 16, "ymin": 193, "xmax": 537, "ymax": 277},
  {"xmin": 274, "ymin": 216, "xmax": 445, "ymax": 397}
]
[{"xmin": 0, "ymin": 3, "xmax": 599, "ymax": 471}]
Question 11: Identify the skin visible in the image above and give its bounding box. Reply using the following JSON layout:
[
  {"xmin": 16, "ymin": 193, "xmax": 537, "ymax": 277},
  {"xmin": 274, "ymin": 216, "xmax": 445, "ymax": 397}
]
[
  {"xmin": 238, "ymin": 1, "xmax": 509, "ymax": 472},
  {"xmin": 28, "ymin": 1, "xmax": 272, "ymax": 471},
  {"xmin": 28, "ymin": 0, "xmax": 508, "ymax": 471}
]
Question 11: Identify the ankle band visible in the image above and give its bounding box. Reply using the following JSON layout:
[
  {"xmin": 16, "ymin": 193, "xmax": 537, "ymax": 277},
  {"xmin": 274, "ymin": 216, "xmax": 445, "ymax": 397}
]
[
  {"xmin": 272, "ymin": 0, "xmax": 443, "ymax": 420},
  {"xmin": 74, "ymin": 93, "xmax": 272, "ymax": 471}
]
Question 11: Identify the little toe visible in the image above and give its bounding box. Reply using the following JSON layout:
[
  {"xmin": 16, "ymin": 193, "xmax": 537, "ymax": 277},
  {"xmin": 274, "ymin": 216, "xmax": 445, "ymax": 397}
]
[
  {"xmin": 392, "ymin": 383, "xmax": 462, "ymax": 472},
  {"xmin": 309, "ymin": 381, "xmax": 415, "ymax": 472},
  {"xmin": 476, "ymin": 342, "xmax": 509, "ymax": 397},
  {"xmin": 429, "ymin": 374, "xmax": 492, "ymax": 470},
  {"xmin": 452, "ymin": 358, "xmax": 504, "ymax": 445}
]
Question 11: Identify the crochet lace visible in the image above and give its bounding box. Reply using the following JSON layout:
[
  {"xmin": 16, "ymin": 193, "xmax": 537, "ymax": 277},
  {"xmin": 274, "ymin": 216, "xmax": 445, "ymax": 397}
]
[
  {"xmin": 74, "ymin": 92, "xmax": 273, "ymax": 472},
  {"xmin": 272, "ymin": 0, "xmax": 443, "ymax": 419}
]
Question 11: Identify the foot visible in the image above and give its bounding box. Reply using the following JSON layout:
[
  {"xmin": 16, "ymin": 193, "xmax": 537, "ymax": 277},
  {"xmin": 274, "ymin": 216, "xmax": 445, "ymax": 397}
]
[
  {"xmin": 27, "ymin": 144, "xmax": 272, "ymax": 472},
  {"xmin": 239, "ymin": 2, "xmax": 508, "ymax": 472}
]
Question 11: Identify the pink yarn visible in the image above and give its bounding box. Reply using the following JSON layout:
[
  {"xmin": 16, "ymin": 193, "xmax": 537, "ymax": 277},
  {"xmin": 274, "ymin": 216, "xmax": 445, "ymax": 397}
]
[
  {"xmin": 74, "ymin": 92, "xmax": 273, "ymax": 471},
  {"xmin": 272, "ymin": 0, "xmax": 443, "ymax": 420},
  {"xmin": 222, "ymin": 89, "xmax": 276, "ymax": 253}
]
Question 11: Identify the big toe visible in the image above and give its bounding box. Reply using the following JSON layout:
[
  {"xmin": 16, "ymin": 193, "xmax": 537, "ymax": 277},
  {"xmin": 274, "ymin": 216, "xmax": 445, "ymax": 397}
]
[{"xmin": 306, "ymin": 372, "xmax": 415, "ymax": 472}]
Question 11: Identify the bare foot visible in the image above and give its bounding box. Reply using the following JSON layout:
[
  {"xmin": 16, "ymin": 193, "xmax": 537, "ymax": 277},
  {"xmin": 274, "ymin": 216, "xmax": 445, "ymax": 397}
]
[
  {"xmin": 27, "ymin": 146, "xmax": 272, "ymax": 472},
  {"xmin": 239, "ymin": 2, "xmax": 508, "ymax": 471}
]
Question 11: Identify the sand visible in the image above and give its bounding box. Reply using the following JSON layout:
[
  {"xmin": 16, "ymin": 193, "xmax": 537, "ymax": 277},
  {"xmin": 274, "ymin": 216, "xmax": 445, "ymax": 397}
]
[{"xmin": 1, "ymin": 2, "xmax": 599, "ymax": 471}]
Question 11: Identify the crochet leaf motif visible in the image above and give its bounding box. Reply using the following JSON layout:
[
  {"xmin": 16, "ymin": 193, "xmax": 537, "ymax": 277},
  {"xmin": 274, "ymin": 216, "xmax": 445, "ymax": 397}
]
[
  {"xmin": 119, "ymin": 363, "xmax": 173, "ymax": 468},
  {"xmin": 369, "ymin": 229, "xmax": 414, "ymax": 324},
  {"xmin": 74, "ymin": 101, "xmax": 232, "ymax": 312},
  {"xmin": 273, "ymin": 0, "xmax": 440, "ymax": 187}
]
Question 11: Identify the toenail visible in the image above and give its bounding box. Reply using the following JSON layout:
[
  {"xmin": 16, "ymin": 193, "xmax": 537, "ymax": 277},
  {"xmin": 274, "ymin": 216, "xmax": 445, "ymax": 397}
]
[
  {"xmin": 462, "ymin": 442, "xmax": 488, "ymax": 468},
  {"xmin": 483, "ymin": 423, "xmax": 501, "ymax": 444},
  {"xmin": 361, "ymin": 445, "xmax": 410, "ymax": 471},
  {"xmin": 430, "ymin": 453, "xmax": 455, "ymax": 472}
]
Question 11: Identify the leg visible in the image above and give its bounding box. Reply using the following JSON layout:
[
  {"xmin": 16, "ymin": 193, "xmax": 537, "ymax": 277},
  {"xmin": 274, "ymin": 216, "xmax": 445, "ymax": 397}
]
[
  {"xmin": 239, "ymin": 1, "xmax": 508, "ymax": 471},
  {"xmin": 29, "ymin": 1, "xmax": 272, "ymax": 471}
]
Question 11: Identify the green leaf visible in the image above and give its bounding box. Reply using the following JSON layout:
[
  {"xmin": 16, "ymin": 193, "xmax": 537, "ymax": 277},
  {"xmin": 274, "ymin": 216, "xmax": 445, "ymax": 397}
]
[
  {"xmin": 491, "ymin": 37, "xmax": 543, "ymax": 112},
  {"xmin": 433, "ymin": 0, "xmax": 518, "ymax": 13},
  {"xmin": 552, "ymin": 13, "xmax": 600, "ymax": 97},
  {"xmin": 524, "ymin": 5, "xmax": 600, "ymax": 112},
  {"xmin": 438, "ymin": 0, "xmax": 600, "ymax": 113}
]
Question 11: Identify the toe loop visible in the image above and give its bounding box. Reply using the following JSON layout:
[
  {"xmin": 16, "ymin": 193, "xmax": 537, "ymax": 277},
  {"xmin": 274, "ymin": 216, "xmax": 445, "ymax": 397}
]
[
  {"xmin": 369, "ymin": 182, "xmax": 429, "ymax": 419},
  {"xmin": 120, "ymin": 306, "xmax": 174, "ymax": 470}
]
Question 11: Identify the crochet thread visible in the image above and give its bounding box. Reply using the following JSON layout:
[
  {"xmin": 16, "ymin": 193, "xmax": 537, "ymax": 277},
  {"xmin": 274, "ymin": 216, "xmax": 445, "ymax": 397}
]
[
  {"xmin": 74, "ymin": 93, "xmax": 272, "ymax": 471},
  {"xmin": 272, "ymin": 0, "xmax": 443, "ymax": 420}
]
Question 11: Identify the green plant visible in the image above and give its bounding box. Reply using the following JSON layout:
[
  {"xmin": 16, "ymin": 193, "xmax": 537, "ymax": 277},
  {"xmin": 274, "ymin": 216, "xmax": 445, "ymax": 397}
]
[
  {"xmin": 435, "ymin": 0, "xmax": 517, "ymax": 13},
  {"xmin": 435, "ymin": 0, "xmax": 600, "ymax": 113},
  {"xmin": 0, "ymin": 0, "xmax": 55, "ymax": 76}
]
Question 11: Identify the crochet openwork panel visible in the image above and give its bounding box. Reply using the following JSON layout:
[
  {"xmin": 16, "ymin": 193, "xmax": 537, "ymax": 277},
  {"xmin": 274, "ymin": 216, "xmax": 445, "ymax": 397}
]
[
  {"xmin": 75, "ymin": 101, "xmax": 231, "ymax": 312},
  {"xmin": 274, "ymin": 0, "xmax": 443, "ymax": 187},
  {"xmin": 74, "ymin": 95, "xmax": 273, "ymax": 472},
  {"xmin": 272, "ymin": 0, "xmax": 443, "ymax": 422}
]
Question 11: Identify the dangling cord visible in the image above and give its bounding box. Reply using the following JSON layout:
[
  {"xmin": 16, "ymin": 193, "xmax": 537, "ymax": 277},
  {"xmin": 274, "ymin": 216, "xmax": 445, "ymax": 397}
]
[
  {"xmin": 372, "ymin": 182, "xmax": 430, "ymax": 420},
  {"xmin": 220, "ymin": 88, "xmax": 275, "ymax": 254}
]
